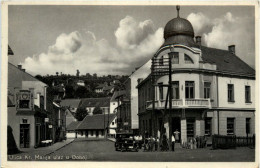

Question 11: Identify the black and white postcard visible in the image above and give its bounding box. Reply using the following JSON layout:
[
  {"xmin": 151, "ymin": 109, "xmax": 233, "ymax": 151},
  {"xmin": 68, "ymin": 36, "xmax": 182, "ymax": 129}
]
[{"xmin": 1, "ymin": 1, "xmax": 259, "ymax": 168}]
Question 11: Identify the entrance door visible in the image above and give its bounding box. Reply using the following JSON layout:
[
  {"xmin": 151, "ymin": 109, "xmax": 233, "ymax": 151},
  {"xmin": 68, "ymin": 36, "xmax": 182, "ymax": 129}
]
[
  {"xmin": 20, "ymin": 124, "xmax": 30, "ymax": 148},
  {"xmin": 35, "ymin": 124, "xmax": 41, "ymax": 147},
  {"xmin": 172, "ymin": 117, "xmax": 181, "ymax": 142}
]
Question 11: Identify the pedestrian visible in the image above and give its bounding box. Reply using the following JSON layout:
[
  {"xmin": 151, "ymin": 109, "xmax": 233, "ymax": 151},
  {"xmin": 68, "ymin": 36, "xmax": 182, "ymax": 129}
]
[
  {"xmin": 161, "ymin": 134, "xmax": 168, "ymax": 151},
  {"xmin": 150, "ymin": 136, "xmax": 155, "ymax": 152},
  {"xmin": 174, "ymin": 129, "xmax": 180, "ymax": 143},
  {"xmin": 155, "ymin": 137, "xmax": 159, "ymax": 151},
  {"xmin": 171, "ymin": 134, "xmax": 175, "ymax": 151}
]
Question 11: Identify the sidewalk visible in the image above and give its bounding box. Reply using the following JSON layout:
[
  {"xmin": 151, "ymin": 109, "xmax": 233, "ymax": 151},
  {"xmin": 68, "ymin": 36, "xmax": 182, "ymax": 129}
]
[{"xmin": 11, "ymin": 138, "xmax": 74, "ymax": 157}]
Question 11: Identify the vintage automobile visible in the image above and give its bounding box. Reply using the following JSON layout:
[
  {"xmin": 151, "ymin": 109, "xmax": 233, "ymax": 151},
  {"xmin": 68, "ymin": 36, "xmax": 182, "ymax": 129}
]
[{"xmin": 115, "ymin": 133, "xmax": 138, "ymax": 152}]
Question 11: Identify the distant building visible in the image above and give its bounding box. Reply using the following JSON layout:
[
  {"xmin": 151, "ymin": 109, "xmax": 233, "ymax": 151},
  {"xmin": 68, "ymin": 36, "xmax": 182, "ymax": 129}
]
[
  {"xmin": 110, "ymin": 90, "xmax": 126, "ymax": 114},
  {"xmin": 76, "ymin": 114, "xmax": 117, "ymax": 138},
  {"xmin": 76, "ymin": 80, "xmax": 85, "ymax": 86},
  {"xmin": 66, "ymin": 121, "xmax": 81, "ymax": 139},
  {"xmin": 79, "ymin": 97, "xmax": 110, "ymax": 115},
  {"xmin": 95, "ymin": 84, "xmax": 106, "ymax": 93},
  {"xmin": 60, "ymin": 99, "xmax": 81, "ymax": 126}
]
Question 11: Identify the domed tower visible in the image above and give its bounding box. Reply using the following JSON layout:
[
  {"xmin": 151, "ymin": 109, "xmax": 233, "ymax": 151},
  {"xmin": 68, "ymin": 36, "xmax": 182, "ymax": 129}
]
[{"xmin": 162, "ymin": 6, "xmax": 198, "ymax": 48}]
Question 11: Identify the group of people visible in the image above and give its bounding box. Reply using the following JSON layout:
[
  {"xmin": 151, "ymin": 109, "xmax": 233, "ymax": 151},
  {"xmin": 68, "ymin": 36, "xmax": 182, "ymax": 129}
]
[{"xmin": 137, "ymin": 129, "xmax": 180, "ymax": 152}]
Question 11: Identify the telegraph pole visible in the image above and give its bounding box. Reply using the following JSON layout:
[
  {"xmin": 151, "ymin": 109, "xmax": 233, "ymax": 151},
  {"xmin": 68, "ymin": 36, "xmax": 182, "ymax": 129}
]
[{"xmin": 168, "ymin": 50, "xmax": 173, "ymax": 151}]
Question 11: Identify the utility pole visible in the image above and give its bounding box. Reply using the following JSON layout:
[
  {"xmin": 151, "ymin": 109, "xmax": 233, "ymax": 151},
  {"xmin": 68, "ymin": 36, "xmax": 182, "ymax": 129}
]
[
  {"xmin": 151, "ymin": 58, "xmax": 155, "ymax": 137},
  {"xmin": 168, "ymin": 51, "xmax": 173, "ymax": 151}
]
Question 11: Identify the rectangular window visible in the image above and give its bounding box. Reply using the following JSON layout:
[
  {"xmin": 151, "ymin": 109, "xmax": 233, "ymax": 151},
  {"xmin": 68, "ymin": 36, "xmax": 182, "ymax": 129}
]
[
  {"xmin": 19, "ymin": 100, "xmax": 30, "ymax": 108},
  {"xmin": 185, "ymin": 81, "xmax": 195, "ymax": 99},
  {"xmin": 205, "ymin": 117, "xmax": 212, "ymax": 136},
  {"xmin": 228, "ymin": 84, "xmax": 234, "ymax": 102},
  {"xmin": 245, "ymin": 86, "xmax": 251, "ymax": 103},
  {"xmin": 172, "ymin": 52, "xmax": 179, "ymax": 64},
  {"xmin": 246, "ymin": 118, "xmax": 251, "ymax": 134},
  {"xmin": 158, "ymin": 83, "xmax": 164, "ymax": 100},
  {"xmin": 172, "ymin": 81, "xmax": 179, "ymax": 99},
  {"xmin": 227, "ymin": 118, "xmax": 235, "ymax": 135},
  {"xmin": 204, "ymin": 82, "xmax": 211, "ymax": 99}
]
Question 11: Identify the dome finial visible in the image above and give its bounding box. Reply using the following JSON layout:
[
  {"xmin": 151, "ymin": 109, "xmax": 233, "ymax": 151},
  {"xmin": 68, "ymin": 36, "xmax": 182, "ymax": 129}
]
[{"xmin": 176, "ymin": 5, "xmax": 180, "ymax": 18}]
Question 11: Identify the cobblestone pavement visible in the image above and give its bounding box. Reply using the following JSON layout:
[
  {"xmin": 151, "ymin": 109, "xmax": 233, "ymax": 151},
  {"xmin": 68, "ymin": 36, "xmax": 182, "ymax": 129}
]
[{"xmin": 8, "ymin": 138, "xmax": 255, "ymax": 161}]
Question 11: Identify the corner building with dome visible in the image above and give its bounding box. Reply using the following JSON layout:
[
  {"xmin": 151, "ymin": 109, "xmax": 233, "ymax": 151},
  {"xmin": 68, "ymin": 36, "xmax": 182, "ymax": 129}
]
[{"xmin": 136, "ymin": 7, "xmax": 255, "ymax": 145}]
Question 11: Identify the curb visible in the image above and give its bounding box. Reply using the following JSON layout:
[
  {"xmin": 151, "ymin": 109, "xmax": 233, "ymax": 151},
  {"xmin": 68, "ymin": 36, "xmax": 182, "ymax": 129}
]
[
  {"xmin": 107, "ymin": 138, "xmax": 116, "ymax": 142},
  {"xmin": 44, "ymin": 139, "xmax": 75, "ymax": 156}
]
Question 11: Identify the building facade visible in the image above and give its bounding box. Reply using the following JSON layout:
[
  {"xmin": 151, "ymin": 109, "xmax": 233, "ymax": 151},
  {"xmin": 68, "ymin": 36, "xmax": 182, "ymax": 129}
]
[
  {"xmin": 76, "ymin": 114, "xmax": 117, "ymax": 138},
  {"xmin": 8, "ymin": 63, "xmax": 48, "ymax": 150},
  {"xmin": 137, "ymin": 8, "xmax": 255, "ymax": 145}
]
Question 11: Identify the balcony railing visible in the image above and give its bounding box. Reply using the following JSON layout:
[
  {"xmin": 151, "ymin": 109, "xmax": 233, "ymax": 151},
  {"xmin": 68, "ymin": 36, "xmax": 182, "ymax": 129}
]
[{"xmin": 146, "ymin": 98, "xmax": 211, "ymax": 109}]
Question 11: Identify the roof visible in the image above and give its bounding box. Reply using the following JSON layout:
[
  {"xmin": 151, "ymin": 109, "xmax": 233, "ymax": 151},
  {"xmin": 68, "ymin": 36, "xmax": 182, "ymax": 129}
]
[
  {"xmin": 79, "ymin": 97, "xmax": 110, "ymax": 108},
  {"xmin": 201, "ymin": 46, "xmax": 255, "ymax": 76},
  {"xmin": 76, "ymin": 114, "xmax": 116, "ymax": 130},
  {"xmin": 110, "ymin": 90, "xmax": 126, "ymax": 102},
  {"xmin": 95, "ymin": 84, "xmax": 106, "ymax": 89},
  {"xmin": 60, "ymin": 99, "xmax": 81, "ymax": 108},
  {"xmin": 8, "ymin": 45, "xmax": 14, "ymax": 55},
  {"xmin": 67, "ymin": 121, "xmax": 81, "ymax": 131},
  {"xmin": 103, "ymin": 85, "xmax": 114, "ymax": 91}
]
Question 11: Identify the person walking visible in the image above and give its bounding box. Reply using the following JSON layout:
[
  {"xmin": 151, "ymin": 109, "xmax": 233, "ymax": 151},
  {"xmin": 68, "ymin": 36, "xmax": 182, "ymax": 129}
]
[{"xmin": 171, "ymin": 134, "xmax": 175, "ymax": 151}]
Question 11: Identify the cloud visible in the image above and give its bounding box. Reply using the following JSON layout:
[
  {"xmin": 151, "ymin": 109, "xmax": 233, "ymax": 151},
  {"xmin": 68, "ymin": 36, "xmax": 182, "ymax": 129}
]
[
  {"xmin": 22, "ymin": 16, "xmax": 164, "ymax": 75},
  {"xmin": 187, "ymin": 12, "xmax": 255, "ymax": 68},
  {"xmin": 187, "ymin": 12, "xmax": 211, "ymax": 35}
]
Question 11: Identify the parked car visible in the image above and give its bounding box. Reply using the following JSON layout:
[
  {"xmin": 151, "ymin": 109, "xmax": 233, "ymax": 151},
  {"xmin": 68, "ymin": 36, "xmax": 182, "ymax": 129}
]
[{"xmin": 115, "ymin": 133, "xmax": 138, "ymax": 152}]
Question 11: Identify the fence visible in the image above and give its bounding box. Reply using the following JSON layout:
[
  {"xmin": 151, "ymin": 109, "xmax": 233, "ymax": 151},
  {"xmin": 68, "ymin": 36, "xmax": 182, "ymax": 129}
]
[{"xmin": 212, "ymin": 134, "xmax": 255, "ymax": 149}]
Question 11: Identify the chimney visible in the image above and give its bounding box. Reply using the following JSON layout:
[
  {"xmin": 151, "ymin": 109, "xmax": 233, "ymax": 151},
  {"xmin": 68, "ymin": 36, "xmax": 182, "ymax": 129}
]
[
  {"xmin": 21, "ymin": 69, "xmax": 26, "ymax": 72},
  {"xmin": 228, "ymin": 45, "xmax": 235, "ymax": 54},
  {"xmin": 195, "ymin": 36, "xmax": 201, "ymax": 45},
  {"xmin": 18, "ymin": 64, "xmax": 22, "ymax": 69}
]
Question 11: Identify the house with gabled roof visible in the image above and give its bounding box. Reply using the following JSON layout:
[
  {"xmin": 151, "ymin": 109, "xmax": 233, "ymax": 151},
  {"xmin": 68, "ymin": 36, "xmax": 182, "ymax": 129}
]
[
  {"xmin": 76, "ymin": 114, "xmax": 117, "ymax": 138},
  {"xmin": 79, "ymin": 97, "xmax": 110, "ymax": 115}
]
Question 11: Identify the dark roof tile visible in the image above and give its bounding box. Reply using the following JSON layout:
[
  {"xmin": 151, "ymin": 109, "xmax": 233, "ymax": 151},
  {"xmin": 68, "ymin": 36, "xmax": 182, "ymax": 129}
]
[
  {"xmin": 76, "ymin": 114, "xmax": 116, "ymax": 130},
  {"xmin": 201, "ymin": 46, "xmax": 255, "ymax": 76}
]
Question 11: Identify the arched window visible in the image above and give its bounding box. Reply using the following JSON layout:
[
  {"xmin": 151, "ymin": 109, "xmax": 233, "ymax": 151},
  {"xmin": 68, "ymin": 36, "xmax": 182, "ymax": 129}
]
[
  {"xmin": 172, "ymin": 52, "xmax": 179, "ymax": 64},
  {"xmin": 184, "ymin": 54, "xmax": 194, "ymax": 64}
]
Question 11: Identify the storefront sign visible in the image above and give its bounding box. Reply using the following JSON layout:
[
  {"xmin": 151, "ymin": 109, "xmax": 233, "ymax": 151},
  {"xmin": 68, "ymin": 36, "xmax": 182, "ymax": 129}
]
[
  {"xmin": 49, "ymin": 125, "xmax": 53, "ymax": 128},
  {"xmin": 44, "ymin": 118, "xmax": 49, "ymax": 122},
  {"xmin": 123, "ymin": 122, "xmax": 128, "ymax": 126}
]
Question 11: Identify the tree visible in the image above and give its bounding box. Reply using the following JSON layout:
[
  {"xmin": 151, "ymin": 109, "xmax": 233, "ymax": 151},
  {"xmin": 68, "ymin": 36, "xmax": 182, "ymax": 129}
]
[
  {"xmin": 74, "ymin": 86, "xmax": 89, "ymax": 98},
  {"xmin": 93, "ymin": 107, "xmax": 103, "ymax": 115},
  {"xmin": 65, "ymin": 85, "xmax": 74, "ymax": 98},
  {"xmin": 75, "ymin": 108, "xmax": 88, "ymax": 121}
]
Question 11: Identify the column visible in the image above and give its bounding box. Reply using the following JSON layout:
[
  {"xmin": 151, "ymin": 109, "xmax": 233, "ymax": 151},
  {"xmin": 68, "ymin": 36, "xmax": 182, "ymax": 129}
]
[
  {"xmin": 212, "ymin": 110, "xmax": 218, "ymax": 135},
  {"xmin": 195, "ymin": 119, "xmax": 201, "ymax": 136},
  {"xmin": 181, "ymin": 118, "xmax": 187, "ymax": 144}
]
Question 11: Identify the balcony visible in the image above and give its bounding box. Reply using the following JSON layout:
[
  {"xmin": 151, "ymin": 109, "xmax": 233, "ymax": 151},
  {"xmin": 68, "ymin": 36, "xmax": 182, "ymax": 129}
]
[{"xmin": 146, "ymin": 98, "xmax": 212, "ymax": 110}]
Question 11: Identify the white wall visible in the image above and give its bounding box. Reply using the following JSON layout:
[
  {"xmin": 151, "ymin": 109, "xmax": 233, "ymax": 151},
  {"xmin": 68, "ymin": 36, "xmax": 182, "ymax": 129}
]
[
  {"xmin": 110, "ymin": 101, "xmax": 118, "ymax": 114},
  {"xmin": 156, "ymin": 73, "xmax": 200, "ymax": 100},
  {"xmin": 130, "ymin": 59, "xmax": 152, "ymax": 129},
  {"xmin": 218, "ymin": 77, "xmax": 255, "ymax": 109},
  {"xmin": 109, "ymin": 117, "xmax": 117, "ymax": 135}
]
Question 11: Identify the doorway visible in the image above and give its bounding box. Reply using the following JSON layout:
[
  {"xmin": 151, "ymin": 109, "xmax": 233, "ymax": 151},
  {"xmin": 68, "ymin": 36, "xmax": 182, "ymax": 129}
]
[
  {"xmin": 20, "ymin": 124, "xmax": 30, "ymax": 148},
  {"xmin": 172, "ymin": 117, "xmax": 181, "ymax": 142}
]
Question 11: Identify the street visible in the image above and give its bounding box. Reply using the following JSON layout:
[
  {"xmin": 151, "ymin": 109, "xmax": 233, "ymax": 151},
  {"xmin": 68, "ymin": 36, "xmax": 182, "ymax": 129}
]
[{"xmin": 9, "ymin": 139, "xmax": 254, "ymax": 162}]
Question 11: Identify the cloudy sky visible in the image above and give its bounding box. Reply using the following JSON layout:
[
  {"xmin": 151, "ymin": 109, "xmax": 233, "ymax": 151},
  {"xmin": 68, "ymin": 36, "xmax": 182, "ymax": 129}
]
[{"xmin": 8, "ymin": 5, "xmax": 255, "ymax": 76}]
